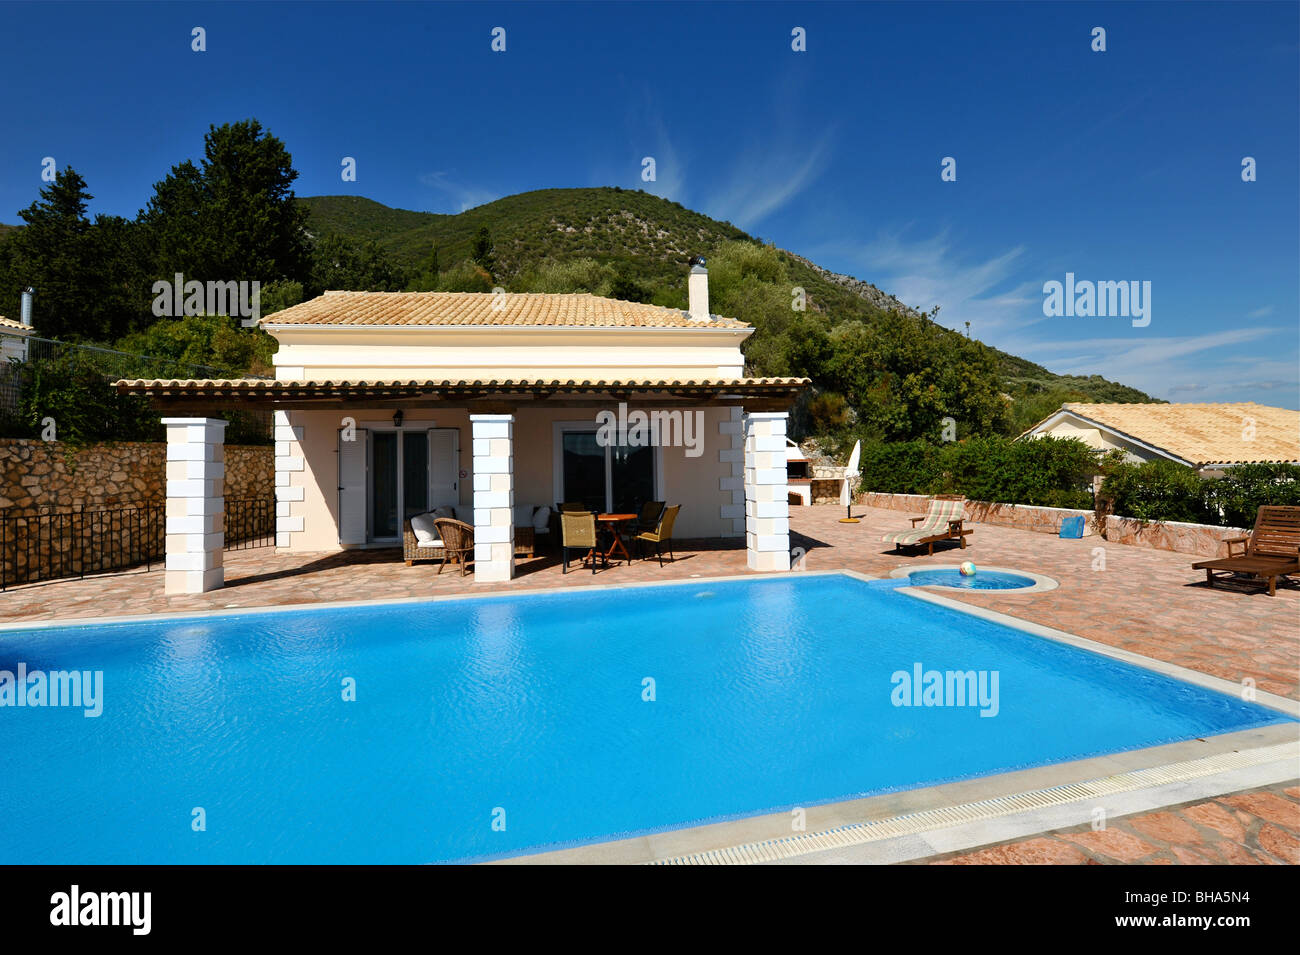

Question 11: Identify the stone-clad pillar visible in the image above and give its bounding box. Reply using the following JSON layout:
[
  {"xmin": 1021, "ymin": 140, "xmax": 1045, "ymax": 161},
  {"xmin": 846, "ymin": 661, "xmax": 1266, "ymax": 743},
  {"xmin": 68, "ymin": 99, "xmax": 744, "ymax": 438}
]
[
  {"xmin": 162, "ymin": 417, "xmax": 227, "ymax": 594},
  {"xmin": 743, "ymin": 411, "xmax": 791, "ymax": 572},
  {"xmin": 471, "ymin": 413, "xmax": 515, "ymax": 582},
  {"xmin": 719, "ymin": 406, "xmax": 746, "ymax": 537},
  {"xmin": 273, "ymin": 411, "xmax": 305, "ymax": 550}
]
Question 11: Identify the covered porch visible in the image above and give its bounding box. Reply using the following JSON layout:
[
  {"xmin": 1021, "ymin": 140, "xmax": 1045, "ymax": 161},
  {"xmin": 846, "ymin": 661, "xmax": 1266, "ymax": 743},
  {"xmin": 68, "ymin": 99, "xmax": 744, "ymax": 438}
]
[{"xmin": 118, "ymin": 376, "xmax": 807, "ymax": 592}]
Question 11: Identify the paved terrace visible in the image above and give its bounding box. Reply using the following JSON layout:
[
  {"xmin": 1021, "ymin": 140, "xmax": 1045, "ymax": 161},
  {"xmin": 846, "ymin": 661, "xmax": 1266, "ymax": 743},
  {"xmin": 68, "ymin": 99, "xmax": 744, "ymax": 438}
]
[{"xmin": 3, "ymin": 502, "xmax": 1296, "ymax": 864}]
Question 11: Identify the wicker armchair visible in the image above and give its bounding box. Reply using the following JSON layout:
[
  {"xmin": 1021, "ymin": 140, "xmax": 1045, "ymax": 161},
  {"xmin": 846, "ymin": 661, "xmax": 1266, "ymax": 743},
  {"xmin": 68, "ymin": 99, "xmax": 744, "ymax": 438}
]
[
  {"xmin": 432, "ymin": 517, "xmax": 475, "ymax": 576},
  {"xmin": 404, "ymin": 519, "xmax": 444, "ymax": 566}
]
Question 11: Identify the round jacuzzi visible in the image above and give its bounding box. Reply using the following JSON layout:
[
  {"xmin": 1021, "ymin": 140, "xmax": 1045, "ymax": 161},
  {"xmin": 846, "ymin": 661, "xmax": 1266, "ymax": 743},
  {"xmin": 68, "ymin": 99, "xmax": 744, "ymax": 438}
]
[{"xmin": 888, "ymin": 565, "xmax": 1058, "ymax": 593}]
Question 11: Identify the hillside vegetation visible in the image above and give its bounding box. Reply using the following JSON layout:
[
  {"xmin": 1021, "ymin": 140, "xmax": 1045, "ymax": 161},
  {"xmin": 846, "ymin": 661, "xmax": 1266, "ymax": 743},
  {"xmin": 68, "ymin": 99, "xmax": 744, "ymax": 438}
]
[
  {"xmin": 0, "ymin": 121, "xmax": 1158, "ymax": 446},
  {"xmin": 298, "ymin": 188, "xmax": 1159, "ymax": 439}
]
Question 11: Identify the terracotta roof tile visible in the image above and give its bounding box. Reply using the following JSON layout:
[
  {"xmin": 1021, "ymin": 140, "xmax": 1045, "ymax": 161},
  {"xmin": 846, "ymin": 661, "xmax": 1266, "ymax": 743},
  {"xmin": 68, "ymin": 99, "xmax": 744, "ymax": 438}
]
[
  {"xmin": 0, "ymin": 316, "xmax": 33, "ymax": 334},
  {"xmin": 1061, "ymin": 402, "xmax": 1300, "ymax": 466},
  {"xmin": 262, "ymin": 291, "xmax": 749, "ymax": 329}
]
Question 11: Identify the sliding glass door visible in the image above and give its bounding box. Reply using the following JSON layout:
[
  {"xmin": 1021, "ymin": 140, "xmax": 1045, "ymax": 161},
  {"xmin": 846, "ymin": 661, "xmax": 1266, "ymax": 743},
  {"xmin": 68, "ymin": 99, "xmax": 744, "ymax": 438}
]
[{"xmin": 560, "ymin": 430, "xmax": 655, "ymax": 514}]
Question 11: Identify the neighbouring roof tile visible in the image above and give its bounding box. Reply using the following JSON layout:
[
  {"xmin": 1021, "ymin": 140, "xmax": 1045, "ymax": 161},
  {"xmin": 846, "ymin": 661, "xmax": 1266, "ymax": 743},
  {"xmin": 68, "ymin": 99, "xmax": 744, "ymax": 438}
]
[{"xmin": 1061, "ymin": 402, "xmax": 1300, "ymax": 466}]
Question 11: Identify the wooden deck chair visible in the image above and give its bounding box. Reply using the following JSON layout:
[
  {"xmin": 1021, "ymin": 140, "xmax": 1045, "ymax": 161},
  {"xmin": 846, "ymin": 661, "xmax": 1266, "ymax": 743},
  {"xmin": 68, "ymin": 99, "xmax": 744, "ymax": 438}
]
[{"xmin": 1192, "ymin": 505, "xmax": 1300, "ymax": 597}]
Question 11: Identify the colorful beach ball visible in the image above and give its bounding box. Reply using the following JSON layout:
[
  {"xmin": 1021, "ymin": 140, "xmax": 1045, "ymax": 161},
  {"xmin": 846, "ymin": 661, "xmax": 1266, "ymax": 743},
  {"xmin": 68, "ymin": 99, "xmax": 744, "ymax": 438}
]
[{"xmin": 959, "ymin": 561, "xmax": 977, "ymax": 576}]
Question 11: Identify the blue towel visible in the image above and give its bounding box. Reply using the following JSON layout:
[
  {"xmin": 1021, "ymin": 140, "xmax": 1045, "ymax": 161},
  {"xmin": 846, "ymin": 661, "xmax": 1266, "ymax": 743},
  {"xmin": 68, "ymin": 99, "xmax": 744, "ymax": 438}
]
[{"xmin": 1059, "ymin": 515, "xmax": 1085, "ymax": 539}]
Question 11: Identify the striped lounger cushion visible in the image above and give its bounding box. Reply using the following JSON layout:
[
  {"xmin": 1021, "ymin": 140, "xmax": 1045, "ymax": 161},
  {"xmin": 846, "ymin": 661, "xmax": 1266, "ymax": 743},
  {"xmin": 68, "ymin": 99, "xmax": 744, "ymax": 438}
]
[{"xmin": 881, "ymin": 499, "xmax": 965, "ymax": 546}]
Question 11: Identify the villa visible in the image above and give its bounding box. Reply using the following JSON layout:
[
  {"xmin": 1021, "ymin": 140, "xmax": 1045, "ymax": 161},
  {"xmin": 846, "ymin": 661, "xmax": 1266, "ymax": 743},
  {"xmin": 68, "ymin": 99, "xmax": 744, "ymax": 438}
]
[
  {"xmin": 118, "ymin": 260, "xmax": 808, "ymax": 593},
  {"xmin": 1022, "ymin": 401, "xmax": 1300, "ymax": 477}
]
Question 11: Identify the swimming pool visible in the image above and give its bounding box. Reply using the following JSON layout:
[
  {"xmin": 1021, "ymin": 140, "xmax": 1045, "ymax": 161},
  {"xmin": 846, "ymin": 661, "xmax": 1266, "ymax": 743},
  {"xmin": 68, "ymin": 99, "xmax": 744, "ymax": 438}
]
[{"xmin": 0, "ymin": 573, "xmax": 1289, "ymax": 863}]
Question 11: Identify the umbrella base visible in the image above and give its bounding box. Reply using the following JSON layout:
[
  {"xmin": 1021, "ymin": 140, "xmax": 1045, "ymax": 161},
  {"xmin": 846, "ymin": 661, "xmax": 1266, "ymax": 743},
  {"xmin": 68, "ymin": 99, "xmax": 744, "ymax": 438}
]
[{"xmin": 838, "ymin": 518, "xmax": 861, "ymax": 524}]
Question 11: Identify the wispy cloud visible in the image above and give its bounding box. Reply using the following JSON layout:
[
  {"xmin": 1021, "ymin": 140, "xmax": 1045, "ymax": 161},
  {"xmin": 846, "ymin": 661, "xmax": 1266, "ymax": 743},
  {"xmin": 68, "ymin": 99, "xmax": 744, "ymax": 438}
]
[
  {"xmin": 706, "ymin": 132, "xmax": 833, "ymax": 229},
  {"xmin": 637, "ymin": 114, "xmax": 686, "ymax": 204},
  {"xmin": 1012, "ymin": 326, "xmax": 1294, "ymax": 402},
  {"xmin": 1247, "ymin": 305, "xmax": 1275, "ymax": 318},
  {"xmin": 821, "ymin": 228, "xmax": 1035, "ymax": 334},
  {"xmin": 418, "ymin": 171, "xmax": 498, "ymax": 212}
]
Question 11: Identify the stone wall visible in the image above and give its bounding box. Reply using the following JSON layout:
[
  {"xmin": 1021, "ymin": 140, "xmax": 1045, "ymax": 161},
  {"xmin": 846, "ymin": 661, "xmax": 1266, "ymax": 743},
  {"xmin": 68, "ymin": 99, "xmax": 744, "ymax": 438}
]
[
  {"xmin": 1098, "ymin": 515, "xmax": 1251, "ymax": 559},
  {"xmin": 858, "ymin": 490, "xmax": 1247, "ymax": 558},
  {"xmin": 0, "ymin": 438, "xmax": 272, "ymax": 512}
]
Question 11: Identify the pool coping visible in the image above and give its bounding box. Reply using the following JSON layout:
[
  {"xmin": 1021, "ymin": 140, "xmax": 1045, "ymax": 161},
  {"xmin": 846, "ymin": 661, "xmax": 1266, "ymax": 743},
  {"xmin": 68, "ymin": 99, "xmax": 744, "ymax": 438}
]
[
  {"xmin": 887, "ymin": 564, "xmax": 1059, "ymax": 593},
  {"xmin": 5, "ymin": 566, "xmax": 1296, "ymax": 866}
]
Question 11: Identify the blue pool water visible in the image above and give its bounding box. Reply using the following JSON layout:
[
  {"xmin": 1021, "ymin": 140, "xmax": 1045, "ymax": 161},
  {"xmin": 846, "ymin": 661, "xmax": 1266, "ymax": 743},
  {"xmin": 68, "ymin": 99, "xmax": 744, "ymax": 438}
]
[
  {"xmin": 0, "ymin": 574, "xmax": 1290, "ymax": 863},
  {"xmin": 907, "ymin": 569, "xmax": 1039, "ymax": 590}
]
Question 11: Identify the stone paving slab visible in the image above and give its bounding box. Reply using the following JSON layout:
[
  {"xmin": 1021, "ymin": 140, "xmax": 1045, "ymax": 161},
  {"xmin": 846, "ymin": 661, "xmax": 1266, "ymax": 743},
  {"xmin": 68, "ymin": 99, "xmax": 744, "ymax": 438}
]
[{"xmin": 921, "ymin": 783, "xmax": 1300, "ymax": 865}]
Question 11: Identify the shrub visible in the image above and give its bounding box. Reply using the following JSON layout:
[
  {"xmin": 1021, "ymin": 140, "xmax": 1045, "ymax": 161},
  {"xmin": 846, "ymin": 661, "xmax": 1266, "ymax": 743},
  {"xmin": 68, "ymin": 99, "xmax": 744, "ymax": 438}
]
[
  {"xmin": 1099, "ymin": 460, "xmax": 1213, "ymax": 524},
  {"xmin": 1202, "ymin": 463, "xmax": 1300, "ymax": 528},
  {"xmin": 856, "ymin": 435, "xmax": 1098, "ymax": 508}
]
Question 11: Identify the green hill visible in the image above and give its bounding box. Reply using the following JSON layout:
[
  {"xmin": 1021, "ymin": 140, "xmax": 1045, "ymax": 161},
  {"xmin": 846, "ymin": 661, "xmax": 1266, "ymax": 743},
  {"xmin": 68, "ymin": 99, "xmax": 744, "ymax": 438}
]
[{"xmin": 298, "ymin": 188, "xmax": 1158, "ymax": 413}]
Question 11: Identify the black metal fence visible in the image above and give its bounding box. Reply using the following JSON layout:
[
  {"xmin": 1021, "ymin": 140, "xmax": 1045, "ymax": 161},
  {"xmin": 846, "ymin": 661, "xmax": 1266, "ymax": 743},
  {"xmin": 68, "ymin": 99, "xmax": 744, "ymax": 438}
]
[
  {"xmin": 225, "ymin": 498, "xmax": 276, "ymax": 551},
  {"xmin": 0, "ymin": 498, "xmax": 275, "ymax": 590}
]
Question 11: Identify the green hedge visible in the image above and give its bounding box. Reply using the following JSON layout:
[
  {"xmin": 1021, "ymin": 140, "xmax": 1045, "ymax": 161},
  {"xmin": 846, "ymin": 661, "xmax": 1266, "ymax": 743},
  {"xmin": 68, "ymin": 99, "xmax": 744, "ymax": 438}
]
[
  {"xmin": 857, "ymin": 436, "xmax": 1098, "ymax": 508},
  {"xmin": 1101, "ymin": 460, "xmax": 1300, "ymax": 527},
  {"xmin": 0, "ymin": 352, "xmax": 271, "ymax": 446}
]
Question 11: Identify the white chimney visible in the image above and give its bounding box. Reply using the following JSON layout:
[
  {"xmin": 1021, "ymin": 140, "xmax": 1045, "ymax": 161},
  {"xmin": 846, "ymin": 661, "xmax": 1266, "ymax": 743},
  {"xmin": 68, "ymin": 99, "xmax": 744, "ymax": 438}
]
[
  {"xmin": 687, "ymin": 255, "xmax": 710, "ymax": 322},
  {"xmin": 20, "ymin": 287, "xmax": 34, "ymax": 327}
]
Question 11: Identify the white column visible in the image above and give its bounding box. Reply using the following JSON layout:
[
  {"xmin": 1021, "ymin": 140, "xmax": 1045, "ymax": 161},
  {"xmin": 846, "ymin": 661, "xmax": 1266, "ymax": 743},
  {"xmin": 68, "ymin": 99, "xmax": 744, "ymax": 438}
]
[
  {"xmin": 471, "ymin": 413, "xmax": 515, "ymax": 582},
  {"xmin": 718, "ymin": 406, "xmax": 746, "ymax": 537},
  {"xmin": 163, "ymin": 417, "xmax": 228, "ymax": 594},
  {"xmin": 743, "ymin": 411, "xmax": 791, "ymax": 572},
  {"xmin": 273, "ymin": 411, "xmax": 305, "ymax": 550}
]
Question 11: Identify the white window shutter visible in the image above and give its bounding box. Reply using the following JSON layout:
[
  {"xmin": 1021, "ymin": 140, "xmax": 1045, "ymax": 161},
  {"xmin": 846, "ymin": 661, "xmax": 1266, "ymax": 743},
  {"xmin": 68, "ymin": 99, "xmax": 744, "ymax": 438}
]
[{"xmin": 338, "ymin": 428, "xmax": 368, "ymax": 546}]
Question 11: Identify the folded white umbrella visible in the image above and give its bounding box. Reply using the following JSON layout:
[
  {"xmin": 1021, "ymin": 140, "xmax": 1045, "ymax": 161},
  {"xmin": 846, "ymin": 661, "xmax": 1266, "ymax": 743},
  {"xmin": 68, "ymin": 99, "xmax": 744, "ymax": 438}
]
[{"xmin": 839, "ymin": 440, "xmax": 861, "ymax": 522}]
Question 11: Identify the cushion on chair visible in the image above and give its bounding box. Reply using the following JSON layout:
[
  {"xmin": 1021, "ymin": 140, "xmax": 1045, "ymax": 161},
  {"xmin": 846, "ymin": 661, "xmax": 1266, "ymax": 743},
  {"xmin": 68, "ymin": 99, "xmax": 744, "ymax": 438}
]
[
  {"xmin": 410, "ymin": 512, "xmax": 443, "ymax": 547},
  {"xmin": 532, "ymin": 505, "xmax": 551, "ymax": 532}
]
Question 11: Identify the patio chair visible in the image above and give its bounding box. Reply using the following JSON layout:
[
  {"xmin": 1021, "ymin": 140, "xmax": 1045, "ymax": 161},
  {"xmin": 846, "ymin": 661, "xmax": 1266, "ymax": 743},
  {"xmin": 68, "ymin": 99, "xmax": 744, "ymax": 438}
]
[
  {"xmin": 634, "ymin": 500, "xmax": 666, "ymax": 536},
  {"xmin": 1192, "ymin": 505, "xmax": 1300, "ymax": 597},
  {"xmin": 432, "ymin": 517, "xmax": 475, "ymax": 576},
  {"xmin": 635, "ymin": 504, "xmax": 680, "ymax": 566},
  {"xmin": 881, "ymin": 497, "xmax": 972, "ymax": 556},
  {"xmin": 561, "ymin": 511, "xmax": 607, "ymax": 574},
  {"xmin": 404, "ymin": 513, "xmax": 444, "ymax": 566}
]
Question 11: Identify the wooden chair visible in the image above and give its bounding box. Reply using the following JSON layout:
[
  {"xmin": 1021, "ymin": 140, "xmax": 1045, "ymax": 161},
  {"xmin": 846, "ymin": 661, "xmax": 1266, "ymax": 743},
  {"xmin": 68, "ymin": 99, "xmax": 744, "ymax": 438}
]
[
  {"xmin": 561, "ymin": 511, "xmax": 607, "ymax": 574},
  {"xmin": 881, "ymin": 497, "xmax": 972, "ymax": 556},
  {"xmin": 1192, "ymin": 505, "xmax": 1300, "ymax": 597},
  {"xmin": 432, "ymin": 517, "xmax": 474, "ymax": 576},
  {"xmin": 635, "ymin": 504, "xmax": 680, "ymax": 566}
]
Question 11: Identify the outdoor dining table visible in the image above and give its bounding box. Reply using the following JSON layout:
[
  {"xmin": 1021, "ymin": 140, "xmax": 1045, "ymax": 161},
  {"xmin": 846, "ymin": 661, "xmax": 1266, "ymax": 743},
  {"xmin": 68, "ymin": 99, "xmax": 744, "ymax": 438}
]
[{"xmin": 596, "ymin": 513, "xmax": 638, "ymax": 563}]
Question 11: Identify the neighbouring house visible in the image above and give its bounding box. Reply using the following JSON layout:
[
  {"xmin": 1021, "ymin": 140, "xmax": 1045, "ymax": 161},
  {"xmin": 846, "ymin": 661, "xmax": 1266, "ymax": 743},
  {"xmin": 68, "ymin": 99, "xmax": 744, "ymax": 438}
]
[
  {"xmin": 0, "ymin": 315, "xmax": 33, "ymax": 363},
  {"xmin": 119, "ymin": 260, "xmax": 808, "ymax": 594},
  {"xmin": 1021, "ymin": 401, "xmax": 1300, "ymax": 477}
]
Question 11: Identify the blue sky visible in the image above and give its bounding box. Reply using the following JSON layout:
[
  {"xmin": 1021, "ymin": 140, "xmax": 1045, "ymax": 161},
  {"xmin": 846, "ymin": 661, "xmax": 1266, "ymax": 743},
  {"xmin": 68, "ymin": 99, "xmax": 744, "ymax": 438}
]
[{"xmin": 1, "ymin": 1, "xmax": 1296, "ymax": 406}]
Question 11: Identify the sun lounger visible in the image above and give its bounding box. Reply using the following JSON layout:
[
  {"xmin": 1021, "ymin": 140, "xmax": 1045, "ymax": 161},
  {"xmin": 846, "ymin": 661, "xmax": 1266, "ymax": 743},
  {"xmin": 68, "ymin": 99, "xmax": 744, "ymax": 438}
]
[
  {"xmin": 882, "ymin": 496, "xmax": 972, "ymax": 556},
  {"xmin": 1192, "ymin": 505, "xmax": 1300, "ymax": 596}
]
